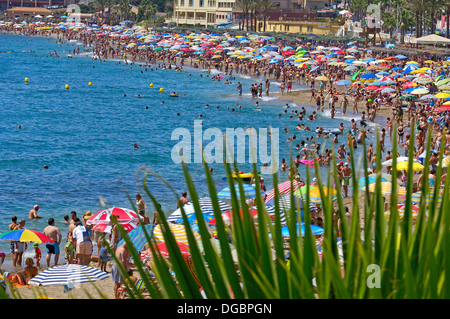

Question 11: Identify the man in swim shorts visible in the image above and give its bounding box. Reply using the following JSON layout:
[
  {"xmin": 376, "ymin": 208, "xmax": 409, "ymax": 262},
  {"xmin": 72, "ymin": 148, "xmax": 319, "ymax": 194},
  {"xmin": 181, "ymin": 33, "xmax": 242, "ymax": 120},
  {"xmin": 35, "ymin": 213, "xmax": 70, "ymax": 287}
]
[{"xmin": 43, "ymin": 218, "xmax": 62, "ymax": 267}]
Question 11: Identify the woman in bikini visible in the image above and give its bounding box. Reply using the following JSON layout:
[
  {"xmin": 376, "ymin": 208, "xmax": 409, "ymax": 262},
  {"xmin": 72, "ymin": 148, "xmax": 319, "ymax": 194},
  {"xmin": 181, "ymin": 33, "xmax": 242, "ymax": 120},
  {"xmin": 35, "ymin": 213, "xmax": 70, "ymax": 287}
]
[{"xmin": 397, "ymin": 123, "xmax": 405, "ymax": 145}]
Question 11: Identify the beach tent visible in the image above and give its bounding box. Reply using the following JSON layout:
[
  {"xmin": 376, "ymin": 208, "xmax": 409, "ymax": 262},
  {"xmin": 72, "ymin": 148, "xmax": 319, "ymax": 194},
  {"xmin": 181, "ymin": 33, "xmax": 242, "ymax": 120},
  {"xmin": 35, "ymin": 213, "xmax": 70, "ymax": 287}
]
[{"xmin": 414, "ymin": 34, "xmax": 450, "ymax": 44}]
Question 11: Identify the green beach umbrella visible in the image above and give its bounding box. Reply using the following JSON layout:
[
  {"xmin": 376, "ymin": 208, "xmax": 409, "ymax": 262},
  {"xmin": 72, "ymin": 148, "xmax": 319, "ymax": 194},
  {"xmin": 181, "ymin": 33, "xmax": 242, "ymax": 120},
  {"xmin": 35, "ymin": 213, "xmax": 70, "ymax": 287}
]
[{"xmin": 437, "ymin": 78, "xmax": 450, "ymax": 86}]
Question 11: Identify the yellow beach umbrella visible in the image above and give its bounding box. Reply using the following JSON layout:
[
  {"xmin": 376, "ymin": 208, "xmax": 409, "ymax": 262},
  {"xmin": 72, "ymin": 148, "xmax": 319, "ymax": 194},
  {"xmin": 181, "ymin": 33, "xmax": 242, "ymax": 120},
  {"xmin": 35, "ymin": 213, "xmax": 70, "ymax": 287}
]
[
  {"xmin": 153, "ymin": 223, "xmax": 202, "ymax": 246},
  {"xmin": 315, "ymin": 76, "xmax": 328, "ymax": 81},
  {"xmin": 424, "ymin": 60, "xmax": 436, "ymax": 64},
  {"xmin": 396, "ymin": 161, "xmax": 424, "ymax": 171},
  {"xmin": 435, "ymin": 92, "xmax": 450, "ymax": 99},
  {"xmin": 442, "ymin": 156, "xmax": 450, "ymax": 167}
]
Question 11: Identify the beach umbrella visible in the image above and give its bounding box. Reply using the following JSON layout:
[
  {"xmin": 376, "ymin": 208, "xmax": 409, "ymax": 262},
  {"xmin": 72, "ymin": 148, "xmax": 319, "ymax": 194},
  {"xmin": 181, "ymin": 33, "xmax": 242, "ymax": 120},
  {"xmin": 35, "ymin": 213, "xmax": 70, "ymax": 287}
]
[
  {"xmin": 442, "ymin": 156, "xmax": 450, "ymax": 167},
  {"xmin": 361, "ymin": 74, "xmax": 376, "ymax": 80},
  {"xmin": 175, "ymin": 213, "xmax": 215, "ymax": 228},
  {"xmin": 309, "ymin": 187, "xmax": 338, "ymax": 202},
  {"xmin": 419, "ymin": 94, "xmax": 437, "ymax": 101},
  {"xmin": 436, "ymin": 78, "xmax": 450, "ymax": 86},
  {"xmin": 208, "ymin": 208, "xmax": 258, "ymax": 226},
  {"xmin": 336, "ymin": 80, "xmax": 353, "ymax": 86},
  {"xmin": 117, "ymin": 224, "xmax": 154, "ymax": 251},
  {"xmin": 86, "ymin": 207, "xmax": 139, "ymax": 233},
  {"xmin": 279, "ymin": 222, "xmax": 324, "ymax": 238},
  {"xmin": 435, "ymin": 92, "xmax": 450, "ymax": 99},
  {"xmin": 371, "ymin": 80, "xmax": 387, "ymax": 86},
  {"xmin": 167, "ymin": 203, "xmax": 196, "ymax": 222},
  {"xmin": 264, "ymin": 180, "xmax": 304, "ymax": 203},
  {"xmin": 385, "ymin": 205, "xmax": 420, "ymax": 220},
  {"xmin": 0, "ymin": 229, "xmax": 54, "ymax": 244},
  {"xmin": 362, "ymin": 182, "xmax": 407, "ymax": 197},
  {"xmin": 217, "ymin": 184, "xmax": 262, "ymax": 199},
  {"xmin": 410, "ymin": 191, "xmax": 442, "ymax": 205},
  {"xmin": 152, "ymin": 223, "xmax": 201, "ymax": 246},
  {"xmin": 141, "ymin": 242, "xmax": 191, "ymax": 259},
  {"xmin": 344, "ymin": 66, "xmax": 358, "ymax": 71},
  {"xmin": 197, "ymin": 197, "xmax": 230, "ymax": 215},
  {"xmin": 357, "ymin": 173, "xmax": 396, "ymax": 190},
  {"xmin": 28, "ymin": 264, "xmax": 109, "ymax": 286},
  {"xmin": 382, "ymin": 157, "xmax": 421, "ymax": 166},
  {"xmin": 381, "ymin": 87, "xmax": 396, "ymax": 94},
  {"xmin": 397, "ymin": 161, "xmax": 424, "ymax": 171},
  {"xmin": 398, "ymin": 94, "xmax": 417, "ymax": 101},
  {"xmin": 434, "ymin": 106, "xmax": 450, "ymax": 112},
  {"xmin": 315, "ymin": 76, "xmax": 328, "ymax": 81},
  {"xmin": 262, "ymin": 204, "xmax": 288, "ymax": 225}
]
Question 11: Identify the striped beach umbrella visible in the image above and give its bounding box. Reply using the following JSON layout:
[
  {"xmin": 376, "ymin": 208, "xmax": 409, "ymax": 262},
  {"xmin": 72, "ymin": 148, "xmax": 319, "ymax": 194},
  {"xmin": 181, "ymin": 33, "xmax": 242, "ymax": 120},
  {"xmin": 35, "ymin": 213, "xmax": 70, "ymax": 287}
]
[
  {"xmin": 152, "ymin": 223, "xmax": 201, "ymax": 246},
  {"xmin": 410, "ymin": 191, "xmax": 442, "ymax": 205},
  {"xmin": 217, "ymin": 184, "xmax": 263, "ymax": 199},
  {"xmin": 384, "ymin": 204, "xmax": 420, "ymax": 221},
  {"xmin": 442, "ymin": 156, "xmax": 450, "ymax": 167},
  {"xmin": 263, "ymin": 204, "xmax": 287, "ymax": 225},
  {"xmin": 0, "ymin": 229, "xmax": 54, "ymax": 244},
  {"xmin": 28, "ymin": 264, "xmax": 109, "ymax": 286},
  {"xmin": 167, "ymin": 203, "xmax": 196, "ymax": 223},
  {"xmin": 309, "ymin": 187, "xmax": 338, "ymax": 203},
  {"xmin": 362, "ymin": 182, "xmax": 407, "ymax": 197},
  {"xmin": 117, "ymin": 224, "xmax": 154, "ymax": 251},
  {"xmin": 198, "ymin": 197, "xmax": 230, "ymax": 214},
  {"xmin": 265, "ymin": 180, "xmax": 304, "ymax": 203}
]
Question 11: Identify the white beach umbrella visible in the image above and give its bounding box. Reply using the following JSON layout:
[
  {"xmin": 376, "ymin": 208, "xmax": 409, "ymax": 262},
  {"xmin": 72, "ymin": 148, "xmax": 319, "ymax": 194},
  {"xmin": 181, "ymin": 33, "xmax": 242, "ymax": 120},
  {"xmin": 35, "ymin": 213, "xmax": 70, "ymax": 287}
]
[{"xmin": 28, "ymin": 264, "xmax": 109, "ymax": 286}]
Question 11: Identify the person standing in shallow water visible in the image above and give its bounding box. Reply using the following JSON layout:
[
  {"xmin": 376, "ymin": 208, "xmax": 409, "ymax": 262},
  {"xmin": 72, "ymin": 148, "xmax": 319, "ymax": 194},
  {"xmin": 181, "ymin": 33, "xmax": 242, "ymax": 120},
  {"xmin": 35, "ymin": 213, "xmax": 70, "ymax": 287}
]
[{"xmin": 43, "ymin": 218, "xmax": 62, "ymax": 267}]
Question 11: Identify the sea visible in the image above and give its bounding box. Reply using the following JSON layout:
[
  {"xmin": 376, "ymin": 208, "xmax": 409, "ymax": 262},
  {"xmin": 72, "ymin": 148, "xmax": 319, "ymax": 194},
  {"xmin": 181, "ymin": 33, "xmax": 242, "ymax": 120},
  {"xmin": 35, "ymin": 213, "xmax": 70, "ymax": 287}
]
[{"xmin": 0, "ymin": 34, "xmax": 389, "ymax": 268}]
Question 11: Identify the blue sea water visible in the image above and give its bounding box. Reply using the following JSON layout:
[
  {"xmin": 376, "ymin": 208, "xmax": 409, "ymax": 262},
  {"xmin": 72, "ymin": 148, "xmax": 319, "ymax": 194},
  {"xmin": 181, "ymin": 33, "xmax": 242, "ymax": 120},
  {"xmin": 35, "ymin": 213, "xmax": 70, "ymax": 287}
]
[{"xmin": 0, "ymin": 34, "xmax": 387, "ymax": 261}]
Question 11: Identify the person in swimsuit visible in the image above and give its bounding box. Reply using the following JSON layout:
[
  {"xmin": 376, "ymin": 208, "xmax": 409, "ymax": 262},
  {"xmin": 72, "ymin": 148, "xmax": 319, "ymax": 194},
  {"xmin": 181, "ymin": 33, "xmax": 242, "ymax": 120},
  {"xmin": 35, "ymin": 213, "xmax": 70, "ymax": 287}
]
[
  {"xmin": 341, "ymin": 163, "xmax": 352, "ymax": 198},
  {"xmin": 397, "ymin": 124, "xmax": 405, "ymax": 145}
]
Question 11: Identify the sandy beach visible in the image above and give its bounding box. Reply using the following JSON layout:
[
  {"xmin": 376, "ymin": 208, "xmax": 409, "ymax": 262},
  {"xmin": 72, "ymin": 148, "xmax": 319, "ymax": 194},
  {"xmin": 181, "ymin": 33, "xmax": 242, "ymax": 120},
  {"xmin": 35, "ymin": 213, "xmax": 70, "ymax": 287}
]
[{"xmin": 1, "ymin": 20, "xmax": 448, "ymax": 301}]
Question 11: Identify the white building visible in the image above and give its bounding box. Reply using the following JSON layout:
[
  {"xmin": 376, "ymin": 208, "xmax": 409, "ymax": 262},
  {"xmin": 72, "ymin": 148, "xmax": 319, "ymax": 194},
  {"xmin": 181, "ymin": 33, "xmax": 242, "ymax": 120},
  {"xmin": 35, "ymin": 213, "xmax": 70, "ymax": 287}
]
[{"xmin": 169, "ymin": 0, "xmax": 235, "ymax": 27}]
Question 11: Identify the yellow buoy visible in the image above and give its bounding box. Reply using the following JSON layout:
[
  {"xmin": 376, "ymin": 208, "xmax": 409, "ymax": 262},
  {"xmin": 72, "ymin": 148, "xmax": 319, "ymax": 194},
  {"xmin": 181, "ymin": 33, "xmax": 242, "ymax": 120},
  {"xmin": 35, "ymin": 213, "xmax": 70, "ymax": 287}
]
[
  {"xmin": 25, "ymin": 77, "xmax": 29, "ymax": 83},
  {"xmin": 159, "ymin": 88, "xmax": 164, "ymax": 93},
  {"xmin": 65, "ymin": 84, "xmax": 70, "ymax": 90},
  {"xmin": 88, "ymin": 82, "xmax": 92, "ymax": 86},
  {"xmin": 149, "ymin": 83, "xmax": 154, "ymax": 87}
]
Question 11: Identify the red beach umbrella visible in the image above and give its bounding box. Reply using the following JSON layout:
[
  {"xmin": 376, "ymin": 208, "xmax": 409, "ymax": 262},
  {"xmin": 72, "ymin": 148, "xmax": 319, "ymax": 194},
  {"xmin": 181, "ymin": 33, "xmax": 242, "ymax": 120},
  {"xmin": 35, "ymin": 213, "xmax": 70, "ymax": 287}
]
[
  {"xmin": 434, "ymin": 106, "xmax": 450, "ymax": 112},
  {"xmin": 87, "ymin": 207, "xmax": 139, "ymax": 233},
  {"xmin": 265, "ymin": 180, "xmax": 305, "ymax": 203},
  {"xmin": 141, "ymin": 242, "xmax": 191, "ymax": 259},
  {"xmin": 208, "ymin": 209, "xmax": 258, "ymax": 226}
]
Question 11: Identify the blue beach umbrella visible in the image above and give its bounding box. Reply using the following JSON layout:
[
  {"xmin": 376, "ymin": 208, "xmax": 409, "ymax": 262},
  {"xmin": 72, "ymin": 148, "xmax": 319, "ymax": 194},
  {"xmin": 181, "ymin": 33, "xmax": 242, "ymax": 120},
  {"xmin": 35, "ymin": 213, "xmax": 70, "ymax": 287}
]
[
  {"xmin": 371, "ymin": 80, "xmax": 387, "ymax": 86},
  {"xmin": 198, "ymin": 197, "xmax": 230, "ymax": 214},
  {"xmin": 117, "ymin": 224, "xmax": 154, "ymax": 251},
  {"xmin": 336, "ymin": 80, "xmax": 352, "ymax": 86},
  {"xmin": 396, "ymin": 55, "xmax": 408, "ymax": 60},
  {"xmin": 279, "ymin": 222, "xmax": 324, "ymax": 237},
  {"xmin": 391, "ymin": 66, "xmax": 403, "ymax": 71},
  {"xmin": 361, "ymin": 73, "xmax": 376, "ymax": 80},
  {"xmin": 28, "ymin": 264, "xmax": 109, "ymax": 286}
]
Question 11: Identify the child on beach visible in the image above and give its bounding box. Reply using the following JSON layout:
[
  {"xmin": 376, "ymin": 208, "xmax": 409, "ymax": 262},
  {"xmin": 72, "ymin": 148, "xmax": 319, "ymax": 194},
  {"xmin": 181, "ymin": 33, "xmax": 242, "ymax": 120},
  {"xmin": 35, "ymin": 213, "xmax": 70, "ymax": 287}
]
[
  {"xmin": 65, "ymin": 240, "xmax": 75, "ymax": 264},
  {"xmin": 33, "ymin": 243, "xmax": 41, "ymax": 268},
  {"xmin": 98, "ymin": 246, "xmax": 110, "ymax": 272}
]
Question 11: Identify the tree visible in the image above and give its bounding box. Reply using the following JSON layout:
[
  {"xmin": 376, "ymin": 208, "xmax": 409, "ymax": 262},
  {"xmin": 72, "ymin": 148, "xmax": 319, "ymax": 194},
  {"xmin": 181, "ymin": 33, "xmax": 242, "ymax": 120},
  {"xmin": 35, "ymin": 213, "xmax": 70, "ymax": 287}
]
[
  {"xmin": 137, "ymin": 0, "xmax": 158, "ymax": 23},
  {"xmin": 118, "ymin": 0, "xmax": 132, "ymax": 21},
  {"xmin": 257, "ymin": 0, "xmax": 276, "ymax": 32}
]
